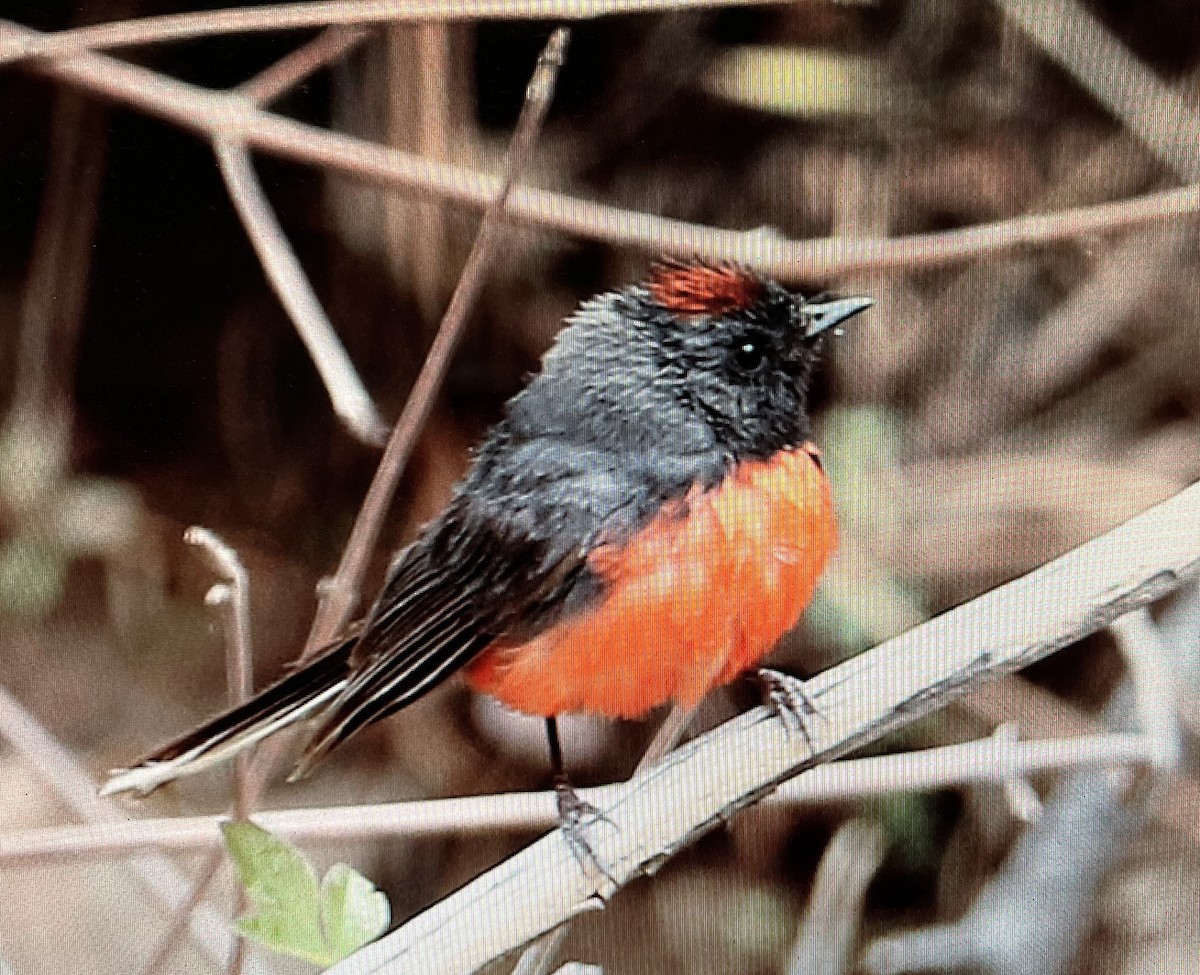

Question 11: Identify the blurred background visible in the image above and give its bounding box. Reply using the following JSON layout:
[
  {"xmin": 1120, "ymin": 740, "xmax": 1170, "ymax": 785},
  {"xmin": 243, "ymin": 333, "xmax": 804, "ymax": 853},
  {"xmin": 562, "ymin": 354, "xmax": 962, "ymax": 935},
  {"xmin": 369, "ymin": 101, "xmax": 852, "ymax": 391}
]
[{"xmin": 2, "ymin": 1, "xmax": 1199, "ymax": 973}]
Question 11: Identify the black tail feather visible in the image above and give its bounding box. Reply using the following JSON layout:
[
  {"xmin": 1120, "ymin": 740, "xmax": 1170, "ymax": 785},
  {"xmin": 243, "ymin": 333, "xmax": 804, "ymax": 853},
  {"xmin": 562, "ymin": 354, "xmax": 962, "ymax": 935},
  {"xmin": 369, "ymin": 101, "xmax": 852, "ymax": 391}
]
[{"xmin": 100, "ymin": 637, "xmax": 355, "ymax": 796}]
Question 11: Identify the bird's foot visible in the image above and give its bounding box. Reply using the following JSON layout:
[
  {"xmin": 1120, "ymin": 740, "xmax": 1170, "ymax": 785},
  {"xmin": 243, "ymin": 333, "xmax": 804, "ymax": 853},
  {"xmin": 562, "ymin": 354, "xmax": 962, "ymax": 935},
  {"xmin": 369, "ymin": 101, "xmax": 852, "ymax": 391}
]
[
  {"xmin": 753, "ymin": 668, "xmax": 825, "ymax": 753},
  {"xmin": 554, "ymin": 775, "xmax": 617, "ymax": 884}
]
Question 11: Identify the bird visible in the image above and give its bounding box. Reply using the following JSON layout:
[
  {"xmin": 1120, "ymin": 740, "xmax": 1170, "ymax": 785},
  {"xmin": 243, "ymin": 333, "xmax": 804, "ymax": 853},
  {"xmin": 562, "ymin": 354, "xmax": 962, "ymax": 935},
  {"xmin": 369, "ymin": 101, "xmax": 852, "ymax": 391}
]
[{"xmin": 101, "ymin": 258, "xmax": 871, "ymax": 843}]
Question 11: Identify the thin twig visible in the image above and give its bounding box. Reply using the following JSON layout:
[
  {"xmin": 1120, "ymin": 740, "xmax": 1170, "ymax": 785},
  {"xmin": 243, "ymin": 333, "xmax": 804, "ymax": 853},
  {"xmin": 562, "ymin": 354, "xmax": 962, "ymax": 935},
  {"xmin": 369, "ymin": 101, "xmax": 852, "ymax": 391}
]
[
  {"xmin": 0, "ymin": 731, "xmax": 1159, "ymax": 864},
  {"xmin": 8, "ymin": 17, "xmax": 1200, "ymax": 280},
  {"xmin": 964, "ymin": 674, "xmax": 1200, "ymax": 840},
  {"xmin": 0, "ymin": 687, "xmax": 235, "ymax": 965},
  {"xmin": 183, "ymin": 527, "xmax": 258, "ymax": 975},
  {"xmin": 183, "ymin": 528, "xmax": 255, "ymax": 818},
  {"xmin": 225, "ymin": 25, "xmax": 388, "ymax": 448},
  {"xmin": 237, "ymin": 25, "xmax": 372, "ymax": 105},
  {"xmin": 215, "ymin": 142, "xmax": 389, "ymax": 447},
  {"xmin": 303, "ymin": 26, "xmax": 568, "ymax": 650},
  {"xmin": 1110, "ymin": 609, "xmax": 1181, "ymax": 774},
  {"xmin": 321, "ymin": 480, "xmax": 1200, "ymax": 975},
  {"xmin": 0, "ymin": 0, "xmax": 782, "ymax": 65},
  {"xmin": 137, "ymin": 855, "xmax": 225, "ymax": 975}
]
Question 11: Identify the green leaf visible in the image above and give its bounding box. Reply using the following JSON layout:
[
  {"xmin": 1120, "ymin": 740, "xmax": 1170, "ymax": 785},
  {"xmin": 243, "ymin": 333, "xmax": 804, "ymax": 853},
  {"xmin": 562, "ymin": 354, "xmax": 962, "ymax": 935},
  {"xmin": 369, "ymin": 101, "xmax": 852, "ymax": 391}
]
[
  {"xmin": 221, "ymin": 821, "xmax": 390, "ymax": 967},
  {"xmin": 222, "ymin": 821, "xmax": 332, "ymax": 965},
  {"xmin": 320, "ymin": 863, "xmax": 391, "ymax": 960}
]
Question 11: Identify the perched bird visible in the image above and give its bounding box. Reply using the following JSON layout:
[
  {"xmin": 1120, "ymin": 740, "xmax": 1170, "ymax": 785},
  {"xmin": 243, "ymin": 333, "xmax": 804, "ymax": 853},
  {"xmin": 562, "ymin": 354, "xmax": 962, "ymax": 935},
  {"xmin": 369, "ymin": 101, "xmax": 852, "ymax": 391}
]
[{"xmin": 102, "ymin": 259, "xmax": 871, "ymax": 836}]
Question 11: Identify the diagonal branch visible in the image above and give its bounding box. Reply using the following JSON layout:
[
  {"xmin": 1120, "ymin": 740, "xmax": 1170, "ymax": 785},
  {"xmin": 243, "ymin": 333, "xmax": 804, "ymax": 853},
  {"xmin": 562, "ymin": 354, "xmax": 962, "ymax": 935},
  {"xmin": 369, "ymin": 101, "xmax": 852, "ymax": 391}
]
[
  {"xmin": 0, "ymin": 686, "xmax": 236, "ymax": 966},
  {"xmin": 301, "ymin": 25, "xmax": 569, "ymax": 650},
  {"xmin": 324, "ymin": 481, "xmax": 1200, "ymax": 975},
  {"xmin": 0, "ymin": 0, "xmax": 782, "ymax": 65},
  {"xmin": 998, "ymin": 0, "xmax": 1200, "ymax": 179},
  {"xmin": 6, "ymin": 16, "xmax": 1200, "ymax": 280},
  {"xmin": 237, "ymin": 25, "xmax": 372, "ymax": 106},
  {"xmin": 215, "ymin": 142, "xmax": 389, "ymax": 447}
]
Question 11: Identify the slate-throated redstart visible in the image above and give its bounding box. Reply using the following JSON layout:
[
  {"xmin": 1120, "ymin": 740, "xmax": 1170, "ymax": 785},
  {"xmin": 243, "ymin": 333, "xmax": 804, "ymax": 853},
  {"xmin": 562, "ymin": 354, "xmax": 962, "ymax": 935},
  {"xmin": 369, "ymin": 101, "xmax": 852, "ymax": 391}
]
[{"xmin": 102, "ymin": 259, "xmax": 872, "ymax": 832}]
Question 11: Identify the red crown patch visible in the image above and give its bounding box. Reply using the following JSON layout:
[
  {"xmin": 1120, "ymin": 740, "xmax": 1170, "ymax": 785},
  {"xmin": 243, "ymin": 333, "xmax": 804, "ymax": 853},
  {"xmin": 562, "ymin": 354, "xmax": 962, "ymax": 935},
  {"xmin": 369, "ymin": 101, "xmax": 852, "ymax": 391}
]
[{"xmin": 646, "ymin": 260, "xmax": 763, "ymax": 317}]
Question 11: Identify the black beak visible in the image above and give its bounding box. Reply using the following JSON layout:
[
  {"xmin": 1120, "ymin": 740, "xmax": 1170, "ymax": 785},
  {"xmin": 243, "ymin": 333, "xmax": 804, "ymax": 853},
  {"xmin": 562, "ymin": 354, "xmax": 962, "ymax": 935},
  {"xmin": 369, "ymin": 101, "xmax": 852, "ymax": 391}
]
[{"xmin": 802, "ymin": 295, "xmax": 874, "ymax": 339}]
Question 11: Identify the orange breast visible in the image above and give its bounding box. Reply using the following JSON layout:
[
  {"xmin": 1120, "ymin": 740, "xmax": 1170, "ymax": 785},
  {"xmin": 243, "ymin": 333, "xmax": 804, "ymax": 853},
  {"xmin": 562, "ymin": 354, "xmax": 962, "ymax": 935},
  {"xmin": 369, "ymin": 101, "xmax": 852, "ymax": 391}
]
[{"xmin": 465, "ymin": 445, "xmax": 837, "ymax": 718}]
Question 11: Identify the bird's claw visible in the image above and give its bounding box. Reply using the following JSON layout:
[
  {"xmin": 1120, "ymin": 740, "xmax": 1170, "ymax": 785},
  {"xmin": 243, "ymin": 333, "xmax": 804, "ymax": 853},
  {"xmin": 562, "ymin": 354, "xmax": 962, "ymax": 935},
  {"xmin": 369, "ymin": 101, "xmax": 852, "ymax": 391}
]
[
  {"xmin": 554, "ymin": 776, "xmax": 617, "ymax": 884},
  {"xmin": 754, "ymin": 667, "xmax": 825, "ymax": 752}
]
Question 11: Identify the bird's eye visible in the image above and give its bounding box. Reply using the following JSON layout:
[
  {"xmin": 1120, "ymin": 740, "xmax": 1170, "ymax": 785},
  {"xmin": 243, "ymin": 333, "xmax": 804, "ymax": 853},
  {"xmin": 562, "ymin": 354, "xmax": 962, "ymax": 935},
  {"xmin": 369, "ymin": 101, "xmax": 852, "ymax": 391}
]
[{"xmin": 734, "ymin": 340, "xmax": 765, "ymax": 372}]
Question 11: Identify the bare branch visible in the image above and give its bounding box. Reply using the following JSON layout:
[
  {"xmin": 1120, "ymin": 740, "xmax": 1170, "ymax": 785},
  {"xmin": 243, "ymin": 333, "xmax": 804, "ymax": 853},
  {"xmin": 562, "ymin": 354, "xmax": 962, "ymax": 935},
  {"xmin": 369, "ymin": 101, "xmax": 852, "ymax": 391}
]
[
  {"xmin": 237, "ymin": 25, "xmax": 373, "ymax": 106},
  {"xmin": 0, "ymin": 686, "xmax": 235, "ymax": 965},
  {"xmin": 0, "ymin": 0, "xmax": 782, "ymax": 65},
  {"xmin": 137, "ymin": 855, "xmax": 225, "ymax": 975},
  {"xmin": 182, "ymin": 526, "xmax": 260, "ymax": 974},
  {"xmin": 1111, "ymin": 609, "xmax": 1181, "ymax": 773},
  {"xmin": 303, "ymin": 26, "xmax": 568, "ymax": 648},
  {"xmin": 787, "ymin": 819, "xmax": 886, "ymax": 975},
  {"xmin": 7, "ymin": 17, "xmax": 1200, "ymax": 280},
  {"xmin": 2, "ymin": 731, "xmax": 1157, "ymax": 865},
  {"xmin": 183, "ymin": 527, "xmax": 255, "ymax": 817},
  {"xmin": 998, "ymin": 0, "xmax": 1200, "ymax": 178},
  {"xmin": 215, "ymin": 142, "xmax": 389, "ymax": 447},
  {"xmin": 319, "ymin": 480, "xmax": 1200, "ymax": 975}
]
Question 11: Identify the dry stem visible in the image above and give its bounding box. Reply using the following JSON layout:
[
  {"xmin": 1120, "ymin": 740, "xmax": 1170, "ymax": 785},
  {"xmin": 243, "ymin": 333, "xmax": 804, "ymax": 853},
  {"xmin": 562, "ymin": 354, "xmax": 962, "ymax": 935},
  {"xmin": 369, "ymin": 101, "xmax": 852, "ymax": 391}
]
[
  {"xmin": 215, "ymin": 142, "xmax": 389, "ymax": 447},
  {"xmin": 303, "ymin": 26, "xmax": 568, "ymax": 650},
  {"xmin": 0, "ymin": 1, "xmax": 779, "ymax": 65},
  {"xmin": 6, "ymin": 16, "xmax": 1200, "ymax": 280},
  {"xmin": 0, "ymin": 731, "xmax": 1157, "ymax": 864}
]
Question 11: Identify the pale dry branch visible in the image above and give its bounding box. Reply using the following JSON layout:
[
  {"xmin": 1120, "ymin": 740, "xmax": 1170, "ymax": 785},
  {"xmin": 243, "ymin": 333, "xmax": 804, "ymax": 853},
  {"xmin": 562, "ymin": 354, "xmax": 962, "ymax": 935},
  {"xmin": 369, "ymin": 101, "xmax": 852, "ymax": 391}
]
[
  {"xmin": 511, "ymin": 700, "xmax": 704, "ymax": 974},
  {"xmin": 137, "ymin": 855, "xmax": 226, "ymax": 975},
  {"xmin": 964, "ymin": 674, "xmax": 1200, "ymax": 841},
  {"xmin": 0, "ymin": 686, "xmax": 235, "ymax": 966},
  {"xmin": 998, "ymin": 0, "xmax": 1200, "ymax": 178},
  {"xmin": 1111, "ymin": 609, "xmax": 1182, "ymax": 775},
  {"xmin": 220, "ymin": 24, "xmax": 389, "ymax": 448},
  {"xmin": 317, "ymin": 481, "xmax": 1200, "ymax": 974},
  {"xmin": 215, "ymin": 142, "xmax": 389, "ymax": 447},
  {"xmin": 787, "ymin": 819, "xmax": 886, "ymax": 975},
  {"xmin": 184, "ymin": 527, "xmax": 255, "ymax": 817},
  {"xmin": 182, "ymin": 526, "xmax": 259, "ymax": 975},
  {"xmin": 865, "ymin": 610, "xmax": 1182, "ymax": 975},
  {"xmin": 0, "ymin": 0, "xmax": 784, "ymax": 65},
  {"xmin": 7, "ymin": 17, "xmax": 1200, "ymax": 280},
  {"xmin": 236, "ymin": 25, "xmax": 373, "ymax": 105},
  {"xmin": 4, "ymin": 731, "xmax": 1157, "ymax": 865}
]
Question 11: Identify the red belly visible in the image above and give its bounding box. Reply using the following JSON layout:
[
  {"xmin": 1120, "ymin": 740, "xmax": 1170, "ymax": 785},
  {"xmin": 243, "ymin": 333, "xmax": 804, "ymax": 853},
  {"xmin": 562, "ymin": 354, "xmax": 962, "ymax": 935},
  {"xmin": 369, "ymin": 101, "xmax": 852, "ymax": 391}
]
[{"xmin": 465, "ymin": 445, "xmax": 837, "ymax": 718}]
